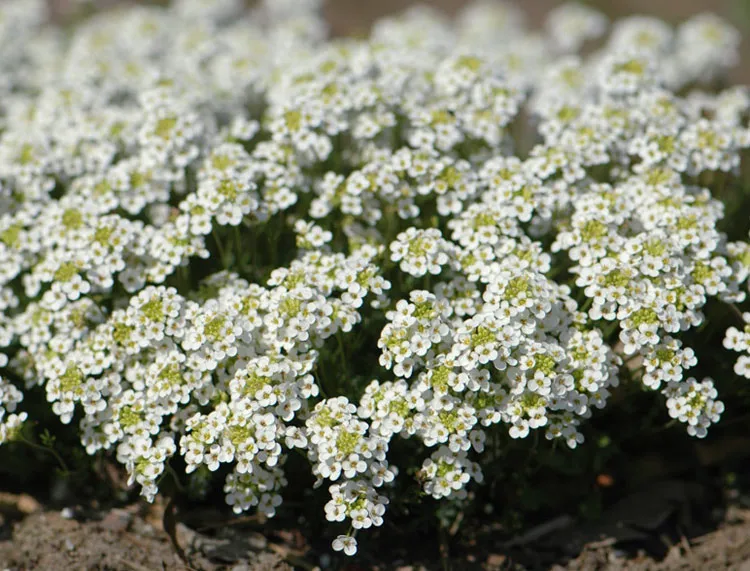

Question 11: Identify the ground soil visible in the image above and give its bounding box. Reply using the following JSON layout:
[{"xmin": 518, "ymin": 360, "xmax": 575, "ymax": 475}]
[
  {"xmin": 0, "ymin": 498, "xmax": 294, "ymax": 571},
  {"xmin": 1, "ymin": 482, "xmax": 750, "ymax": 570}
]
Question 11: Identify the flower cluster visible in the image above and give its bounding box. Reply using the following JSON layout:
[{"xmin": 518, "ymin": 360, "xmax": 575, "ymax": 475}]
[
  {"xmin": 724, "ymin": 312, "xmax": 750, "ymax": 379},
  {"xmin": 1, "ymin": 0, "xmax": 750, "ymax": 557},
  {"xmin": 0, "ymin": 354, "xmax": 26, "ymax": 445}
]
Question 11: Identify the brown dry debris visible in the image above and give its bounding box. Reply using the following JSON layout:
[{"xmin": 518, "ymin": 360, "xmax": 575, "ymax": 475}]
[{"xmin": 0, "ymin": 508, "xmax": 292, "ymax": 571}]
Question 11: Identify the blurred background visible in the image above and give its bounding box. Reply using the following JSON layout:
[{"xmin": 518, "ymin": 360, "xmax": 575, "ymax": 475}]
[
  {"xmin": 46, "ymin": 0, "xmax": 750, "ymax": 85},
  {"xmin": 324, "ymin": 0, "xmax": 750, "ymax": 82},
  {"xmin": 46, "ymin": 0, "xmax": 750, "ymax": 80}
]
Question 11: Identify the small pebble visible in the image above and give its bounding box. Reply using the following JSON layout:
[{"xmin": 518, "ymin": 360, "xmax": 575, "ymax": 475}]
[
  {"xmin": 16, "ymin": 494, "xmax": 41, "ymax": 514},
  {"xmin": 60, "ymin": 507, "xmax": 75, "ymax": 520},
  {"xmin": 246, "ymin": 531, "xmax": 267, "ymax": 550},
  {"xmin": 486, "ymin": 554, "xmax": 506, "ymax": 567},
  {"xmin": 99, "ymin": 509, "xmax": 132, "ymax": 532}
]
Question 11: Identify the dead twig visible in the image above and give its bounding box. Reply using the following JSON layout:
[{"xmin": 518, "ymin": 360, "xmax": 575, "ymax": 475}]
[
  {"xmin": 582, "ymin": 537, "xmax": 617, "ymax": 550},
  {"xmin": 502, "ymin": 515, "xmax": 575, "ymax": 548},
  {"xmin": 267, "ymin": 541, "xmax": 317, "ymax": 570},
  {"xmin": 163, "ymin": 497, "xmax": 190, "ymax": 566},
  {"xmin": 119, "ymin": 558, "xmax": 153, "ymax": 571},
  {"xmin": 448, "ymin": 510, "xmax": 464, "ymax": 537},
  {"xmin": 195, "ymin": 513, "xmax": 264, "ymax": 533}
]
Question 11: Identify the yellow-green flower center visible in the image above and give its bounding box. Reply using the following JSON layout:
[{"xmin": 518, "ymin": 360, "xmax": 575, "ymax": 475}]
[
  {"xmin": 54, "ymin": 262, "xmax": 79, "ymax": 282},
  {"xmin": 62, "ymin": 208, "xmax": 84, "ymax": 230}
]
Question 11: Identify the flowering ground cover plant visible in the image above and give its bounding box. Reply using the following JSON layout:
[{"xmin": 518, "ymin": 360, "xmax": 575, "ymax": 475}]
[{"xmin": 1, "ymin": 0, "xmax": 750, "ymax": 558}]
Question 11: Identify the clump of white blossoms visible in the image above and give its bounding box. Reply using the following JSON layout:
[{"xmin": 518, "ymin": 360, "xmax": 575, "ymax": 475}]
[{"xmin": 1, "ymin": 0, "xmax": 750, "ymax": 557}]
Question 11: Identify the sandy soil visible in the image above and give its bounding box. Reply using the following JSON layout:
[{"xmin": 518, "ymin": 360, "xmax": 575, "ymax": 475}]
[{"xmin": 1, "ymin": 484, "xmax": 750, "ymax": 570}]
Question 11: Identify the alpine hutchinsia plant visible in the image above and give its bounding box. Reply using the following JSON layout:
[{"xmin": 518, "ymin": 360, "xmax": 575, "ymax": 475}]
[{"xmin": 1, "ymin": 0, "xmax": 750, "ymax": 556}]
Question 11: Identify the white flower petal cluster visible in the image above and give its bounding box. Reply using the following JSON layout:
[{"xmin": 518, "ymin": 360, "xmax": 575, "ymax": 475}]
[
  {"xmin": 663, "ymin": 376, "xmax": 724, "ymax": 438},
  {"xmin": 390, "ymin": 228, "xmax": 457, "ymax": 277},
  {"xmin": 724, "ymin": 312, "xmax": 750, "ymax": 380},
  {"xmin": 370, "ymin": 253, "xmax": 620, "ymax": 496},
  {"xmin": 1, "ymin": 0, "xmax": 750, "ymax": 557},
  {"xmin": 0, "ymin": 354, "xmax": 27, "ymax": 445}
]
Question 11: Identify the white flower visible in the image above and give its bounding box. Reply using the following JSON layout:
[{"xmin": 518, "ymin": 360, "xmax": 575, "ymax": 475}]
[{"xmin": 332, "ymin": 534, "xmax": 357, "ymax": 556}]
